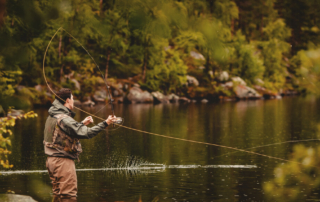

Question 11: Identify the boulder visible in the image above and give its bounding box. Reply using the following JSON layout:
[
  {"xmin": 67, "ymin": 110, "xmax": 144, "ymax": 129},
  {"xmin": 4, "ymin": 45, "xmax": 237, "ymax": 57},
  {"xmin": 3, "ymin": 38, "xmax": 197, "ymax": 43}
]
[
  {"xmin": 190, "ymin": 51, "xmax": 205, "ymax": 60},
  {"xmin": 218, "ymin": 71, "xmax": 229, "ymax": 82},
  {"xmin": 254, "ymin": 85, "xmax": 278, "ymax": 99},
  {"xmin": 232, "ymin": 77, "xmax": 246, "ymax": 86},
  {"xmin": 151, "ymin": 91, "xmax": 170, "ymax": 104},
  {"xmin": 93, "ymin": 90, "xmax": 107, "ymax": 103},
  {"xmin": 201, "ymin": 99, "xmax": 209, "ymax": 103},
  {"xmin": 220, "ymin": 81, "xmax": 233, "ymax": 89},
  {"xmin": 125, "ymin": 87, "xmax": 153, "ymax": 103},
  {"xmin": 234, "ymin": 85, "xmax": 262, "ymax": 99},
  {"xmin": 186, "ymin": 75, "xmax": 199, "ymax": 86},
  {"xmin": 179, "ymin": 97, "xmax": 190, "ymax": 103},
  {"xmin": 167, "ymin": 93, "xmax": 180, "ymax": 103}
]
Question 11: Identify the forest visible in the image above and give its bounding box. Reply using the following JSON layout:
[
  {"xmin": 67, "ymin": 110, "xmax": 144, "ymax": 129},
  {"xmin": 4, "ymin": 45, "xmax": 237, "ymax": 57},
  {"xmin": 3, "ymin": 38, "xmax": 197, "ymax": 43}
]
[{"xmin": 1, "ymin": 0, "xmax": 320, "ymax": 110}]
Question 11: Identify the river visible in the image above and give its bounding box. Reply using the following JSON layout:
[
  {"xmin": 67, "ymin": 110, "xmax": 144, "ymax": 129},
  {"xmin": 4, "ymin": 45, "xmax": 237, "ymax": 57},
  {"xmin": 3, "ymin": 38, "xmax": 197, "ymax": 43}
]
[{"xmin": 1, "ymin": 96, "xmax": 320, "ymax": 201}]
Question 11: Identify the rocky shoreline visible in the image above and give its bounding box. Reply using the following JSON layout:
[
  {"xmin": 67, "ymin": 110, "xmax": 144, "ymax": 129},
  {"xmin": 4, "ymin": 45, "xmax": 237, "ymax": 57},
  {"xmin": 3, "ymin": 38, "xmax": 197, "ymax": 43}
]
[{"xmin": 18, "ymin": 74, "xmax": 297, "ymax": 108}]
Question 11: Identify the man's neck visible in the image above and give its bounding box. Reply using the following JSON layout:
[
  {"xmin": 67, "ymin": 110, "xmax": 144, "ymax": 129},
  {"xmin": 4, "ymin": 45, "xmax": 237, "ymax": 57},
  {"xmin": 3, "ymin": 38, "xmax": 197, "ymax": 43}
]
[{"xmin": 64, "ymin": 104, "xmax": 71, "ymax": 111}]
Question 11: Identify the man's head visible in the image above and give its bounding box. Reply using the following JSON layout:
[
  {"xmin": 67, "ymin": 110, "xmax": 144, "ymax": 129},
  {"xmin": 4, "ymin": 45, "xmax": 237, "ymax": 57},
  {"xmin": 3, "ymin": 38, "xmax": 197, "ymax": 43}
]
[{"xmin": 56, "ymin": 88, "xmax": 74, "ymax": 110}]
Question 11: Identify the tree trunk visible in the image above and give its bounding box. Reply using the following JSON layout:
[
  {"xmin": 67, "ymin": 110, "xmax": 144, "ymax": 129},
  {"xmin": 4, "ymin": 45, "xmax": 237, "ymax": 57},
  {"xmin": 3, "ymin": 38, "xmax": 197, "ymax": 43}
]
[
  {"xmin": 231, "ymin": 18, "xmax": 234, "ymax": 37},
  {"xmin": 105, "ymin": 50, "xmax": 111, "ymax": 79},
  {"xmin": 0, "ymin": 0, "xmax": 5, "ymax": 27},
  {"xmin": 100, "ymin": 0, "xmax": 103, "ymax": 17},
  {"xmin": 142, "ymin": 61, "xmax": 147, "ymax": 82},
  {"xmin": 58, "ymin": 35, "xmax": 62, "ymax": 62}
]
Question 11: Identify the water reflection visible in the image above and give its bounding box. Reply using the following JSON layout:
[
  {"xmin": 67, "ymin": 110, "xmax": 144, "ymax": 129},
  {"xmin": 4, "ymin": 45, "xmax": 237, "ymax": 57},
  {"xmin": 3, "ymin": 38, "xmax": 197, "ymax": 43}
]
[{"xmin": 1, "ymin": 97, "xmax": 320, "ymax": 201}]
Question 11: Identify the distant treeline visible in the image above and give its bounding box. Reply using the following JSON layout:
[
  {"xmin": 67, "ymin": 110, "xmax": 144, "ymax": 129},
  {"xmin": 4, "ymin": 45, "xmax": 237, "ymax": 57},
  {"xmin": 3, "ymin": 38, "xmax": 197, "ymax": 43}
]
[{"xmin": 1, "ymin": 0, "xmax": 320, "ymax": 107}]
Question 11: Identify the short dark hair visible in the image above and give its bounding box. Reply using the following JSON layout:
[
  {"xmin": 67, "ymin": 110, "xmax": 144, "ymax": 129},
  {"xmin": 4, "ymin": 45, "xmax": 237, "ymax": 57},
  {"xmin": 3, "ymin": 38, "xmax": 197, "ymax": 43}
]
[{"xmin": 56, "ymin": 88, "xmax": 72, "ymax": 104}]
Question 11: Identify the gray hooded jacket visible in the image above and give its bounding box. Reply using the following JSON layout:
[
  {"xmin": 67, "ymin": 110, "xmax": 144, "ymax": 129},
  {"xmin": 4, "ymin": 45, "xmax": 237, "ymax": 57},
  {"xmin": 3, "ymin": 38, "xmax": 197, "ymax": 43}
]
[{"xmin": 44, "ymin": 99, "xmax": 108, "ymax": 159}]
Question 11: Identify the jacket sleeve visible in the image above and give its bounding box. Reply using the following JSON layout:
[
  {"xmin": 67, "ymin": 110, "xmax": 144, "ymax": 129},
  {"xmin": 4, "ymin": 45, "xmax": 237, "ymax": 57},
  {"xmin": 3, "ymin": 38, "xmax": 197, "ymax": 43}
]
[{"xmin": 60, "ymin": 117, "xmax": 108, "ymax": 139}]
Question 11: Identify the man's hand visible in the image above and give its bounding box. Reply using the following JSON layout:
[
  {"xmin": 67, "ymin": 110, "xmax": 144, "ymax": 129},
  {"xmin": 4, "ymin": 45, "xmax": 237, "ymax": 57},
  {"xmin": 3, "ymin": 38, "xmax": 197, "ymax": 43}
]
[
  {"xmin": 82, "ymin": 116, "xmax": 93, "ymax": 126},
  {"xmin": 106, "ymin": 115, "xmax": 117, "ymax": 125}
]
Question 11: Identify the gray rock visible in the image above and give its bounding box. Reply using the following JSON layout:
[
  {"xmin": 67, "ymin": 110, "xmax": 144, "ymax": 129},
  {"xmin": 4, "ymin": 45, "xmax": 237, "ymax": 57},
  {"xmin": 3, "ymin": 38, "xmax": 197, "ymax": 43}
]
[
  {"xmin": 93, "ymin": 90, "xmax": 107, "ymax": 103},
  {"xmin": 167, "ymin": 93, "xmax": 180, "ymax": 103},
  {"xmin": 126, "ymin": 87, "xmax": 153, "ymax": 103},
  {"xmin": 219, "ymin": 71, "xmax": 229, "ymax": 81},
  {"xmin": 179, "ymin": 97, "xmax": 190, "ymax": 103},
  {"xmin": 186, "ymin": 75, "xmax": 199, "ymax": 86},
  {"xmin": 201, "ymin": 99, "xmax": 209, "ymax": 103},
  {"xmin": 190, "ymin": 51, "xmax": 205, "ymax": 60},
  {"xmin": 232, "ymin": 77, "xmax": 246, "ymax": 86},
  {"xmin": 234, "ymin": 85, "xmax": 262, "ymax": 99},
  {"xmin": 151, "ymin": 91, "xmax": 170, "ymax": 104}
]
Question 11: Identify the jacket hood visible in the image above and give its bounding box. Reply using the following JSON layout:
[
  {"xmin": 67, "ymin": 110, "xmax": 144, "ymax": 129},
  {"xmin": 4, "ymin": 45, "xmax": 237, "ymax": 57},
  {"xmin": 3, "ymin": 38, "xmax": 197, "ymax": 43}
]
[{"xmin": 48, "ymin": 99, "xmax": 76, "ymax": 118}]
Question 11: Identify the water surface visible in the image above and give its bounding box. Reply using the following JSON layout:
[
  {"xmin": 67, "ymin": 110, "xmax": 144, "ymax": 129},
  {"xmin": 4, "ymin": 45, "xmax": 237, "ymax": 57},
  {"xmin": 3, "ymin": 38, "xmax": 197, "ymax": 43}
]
[{"xmin": 1, "ymin": 96, "xmax": 320, "ymax": 201}]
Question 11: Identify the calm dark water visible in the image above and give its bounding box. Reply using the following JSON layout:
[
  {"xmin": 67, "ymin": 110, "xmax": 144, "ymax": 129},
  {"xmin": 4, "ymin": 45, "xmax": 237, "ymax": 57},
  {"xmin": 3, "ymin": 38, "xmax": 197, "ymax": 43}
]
[{"xmin": 1, "ymin": 96, "xmax": 320, "ymax": 201}]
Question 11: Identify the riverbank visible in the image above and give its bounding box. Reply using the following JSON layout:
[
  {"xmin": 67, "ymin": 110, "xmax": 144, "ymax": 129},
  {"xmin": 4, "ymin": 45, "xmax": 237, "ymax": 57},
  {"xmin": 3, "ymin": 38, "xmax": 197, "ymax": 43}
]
[{"xmin": 0, "ymin": 75, "xmax": 300, "ymax": 112}]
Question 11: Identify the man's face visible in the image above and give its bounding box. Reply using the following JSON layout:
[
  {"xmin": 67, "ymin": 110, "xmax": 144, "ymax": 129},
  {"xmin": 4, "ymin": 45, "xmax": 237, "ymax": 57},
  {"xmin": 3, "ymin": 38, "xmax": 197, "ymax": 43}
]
[{"xmin": 66, "ymin": 94, "xmax": 74, "ymax": 110}]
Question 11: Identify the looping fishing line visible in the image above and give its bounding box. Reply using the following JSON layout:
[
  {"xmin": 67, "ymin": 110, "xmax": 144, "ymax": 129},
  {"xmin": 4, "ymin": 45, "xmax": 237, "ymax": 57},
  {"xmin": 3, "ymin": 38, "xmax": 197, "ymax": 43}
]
[{"xmin": 43, "ymin": 27, "xmax": 320, "ymax": 168}]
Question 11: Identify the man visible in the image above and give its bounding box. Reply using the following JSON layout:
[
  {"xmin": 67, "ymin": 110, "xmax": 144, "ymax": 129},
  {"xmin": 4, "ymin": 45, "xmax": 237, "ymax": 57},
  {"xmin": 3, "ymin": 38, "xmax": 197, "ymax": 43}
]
[{"xmin": 44, "ymin": 88, "xmax": 116, "ymax": 198}]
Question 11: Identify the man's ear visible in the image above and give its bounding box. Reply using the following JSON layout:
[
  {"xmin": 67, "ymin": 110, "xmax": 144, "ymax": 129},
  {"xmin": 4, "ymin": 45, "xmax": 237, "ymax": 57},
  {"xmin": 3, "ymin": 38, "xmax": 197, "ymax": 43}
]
[{"xmin": 65, "ymin": 98, "xmax": 70, "ymax": 104}]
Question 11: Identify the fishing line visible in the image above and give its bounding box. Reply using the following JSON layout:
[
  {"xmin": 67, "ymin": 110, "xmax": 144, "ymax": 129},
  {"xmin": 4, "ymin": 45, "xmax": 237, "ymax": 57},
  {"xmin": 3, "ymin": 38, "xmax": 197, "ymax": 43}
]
[
  {"xmin": 43, "ymin": 27, "xmax": 320, "ymax": 168},
  {"xmin": 214, "ymin": 139, "xmax": 320, "ymax": 159}
]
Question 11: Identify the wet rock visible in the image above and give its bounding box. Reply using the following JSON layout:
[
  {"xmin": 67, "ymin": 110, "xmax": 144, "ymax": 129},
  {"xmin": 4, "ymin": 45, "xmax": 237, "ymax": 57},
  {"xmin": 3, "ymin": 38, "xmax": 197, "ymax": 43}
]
[
  {"xmin": 234, "ymin": 85, "xmax": 262, "ymax": 99},
  {"xmin": 201, "ymin": 99, "xmax": 209, "ymax": 103},
  {"xmin": 152, "ymin": 91, "xmax": 170, "ymax": 104},
  {"xmin": 125, "ymin": 87, "xmax": 153, "ymax": 103},
  {"xmin": 232, "ymin": 77, "xmax": 246, "ymax": 86},
  {"xmin": 186, "ymin": 75, "xmax": 199, "ymax": 86},
  {"xmin": 167, "ymin": 93, "xmax": 180, "ymax": 103},
  {"xmin": 190, "ymin": 51, "xmax": 205, "ymax": 60},
  {"xmin": 179, "ymin": 97, "xmax": 190, "ymax": 103}
]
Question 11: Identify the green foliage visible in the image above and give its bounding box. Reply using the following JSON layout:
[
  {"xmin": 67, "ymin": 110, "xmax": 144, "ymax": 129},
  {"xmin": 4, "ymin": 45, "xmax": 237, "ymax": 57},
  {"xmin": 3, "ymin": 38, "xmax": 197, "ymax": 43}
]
[
  {"xmin": 290, "ymin": 48, "xmax": 320, "ymax": 94},
  {"xmin": 1, "ymin": 0, "xmax": 320, "ymax": 99},
  {"xmin": 0, "ymin": 109, "xmax": 37, "ymax": 169},
  {"xmin": 264, "ymin": 144, "xmax": 320, "ymax": 201},
  {"xmin": 258, "ymin": 19, "xmax": 291, "ymax": 90},
  {"xmin": 232, "ymin": 32, "xmax": 265, "ymax": 85}
]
